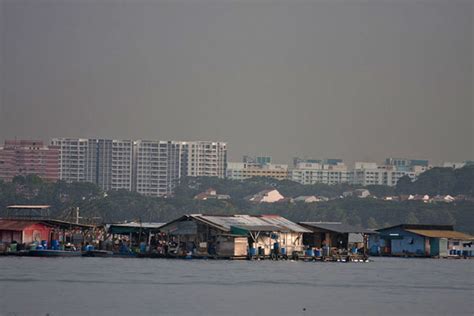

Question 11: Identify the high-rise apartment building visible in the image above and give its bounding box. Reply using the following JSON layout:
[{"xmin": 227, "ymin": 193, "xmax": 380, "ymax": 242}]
[
  {"xmin": 0, "ymin": 140, "xmax": 60, "ymax": 182},
  {"xmin": 52, "ymin": 138, "xmax": 227, "ymax": 196},
  {"xmin": 96, "ymin": 139, "xmax": 113, "ymax": 190},
  {"xmin": 181, "ymin": 141, "xmax": 227, "ymax": 178},
  {"xmin": 111, "ymin": 140, "xmax": 134, "ymax": 191},
  {"xmin": 51, "ymin": 138, "xmax": 90, "ymax": 182},
  {"xmin": 52, "ymin": 138, "xmax": 134, "ymax": 190},
  {"xmin": 134, "ymin": 140, "xmax": 181, "ymax": 196}
]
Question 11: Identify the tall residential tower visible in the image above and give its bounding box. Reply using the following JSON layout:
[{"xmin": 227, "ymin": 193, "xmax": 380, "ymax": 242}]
[{"xmin": 52, "ymin": 138, "xmax": 227, "ymax": 196}]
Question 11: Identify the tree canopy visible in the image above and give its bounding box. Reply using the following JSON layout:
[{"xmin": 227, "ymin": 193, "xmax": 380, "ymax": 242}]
[
  {"xmin": 0, "ymin": 168, "xmax": 472, "ymax": 234},
  {"xmin": 396, "ymin": 165, "xmax": 474, "ymax": 196}
]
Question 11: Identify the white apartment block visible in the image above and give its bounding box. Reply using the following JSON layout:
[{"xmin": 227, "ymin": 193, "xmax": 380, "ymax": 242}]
[
  {"xmin": 52, "ymin": 138, "xmax": 227, "ymax": 195},
  {"xmin": 134, "ymin": 140, "xmax": 181, "ymax": 197},
  {"xmin": 290, "ymin": 162, "xmax": 350, "ymax": 185},
  {"xmin": 111, "ymin": 140, "xmax": 133, "ymax": 191},
  {"xmin": 226, "ymin": 162, "xmax": 288, "ymax": 181},
  {"xmin": 350, "ymin": 162, "xmax": 417, "ymax": 186},
  {"xmin": 96, "ymin": 139, "xmax": 113, "ymax": 190},
  {"xmin": 51, "ymin": 138, "xmax": 91, "ymax": 183},
  {"xmin": 181, "ymin": 141, "xmax": 227, "ymax": 178},
  {"xmin": 52, "ymin": 138, "xmax": 134, "ymax": 191}
]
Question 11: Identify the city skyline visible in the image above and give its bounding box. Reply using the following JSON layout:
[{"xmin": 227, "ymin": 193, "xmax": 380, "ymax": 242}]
[
  {"xmin": 0, "ymin": 137, "xmax": 470, "ymax": 196},
  {"xmin": 0, "ymin": 132, "xmax": 470, "ymax": 167},
  {"xmin": 0, "ymin": 135, "xmax": 472, "ymax": 167}
]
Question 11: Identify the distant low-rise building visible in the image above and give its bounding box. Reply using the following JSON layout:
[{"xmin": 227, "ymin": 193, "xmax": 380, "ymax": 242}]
[
  {"xmin": 293, "ymin": 196, "xmax": 322, "ymax": 203},
  {"xmin": 194, "ymin": 188, "xmax": 231, "ymax": 200},
  {"xmin": 350, "ymin": 161, "xmax": 428, "ymax": 187},
  {"xmin": 430, "ymin": 195, "xmax": 455, "ymax": 203},
  {"xmin": 343, "ymin": 189, "xmax": 371, "ymax": 198},
  {"xmin": 354, "ymin": 189, "xmax": 371, "ymax": 198},
  {"xmin": 409, "ymin": 194, "xmax": 430, "ymax": 203},
  {"xmin": 348, "ymin": 158, "xmax": 431, "ymax": 187},
  {"xmin": 290, "ymin": 159, "xmax": 349, "ymax": 185},
  {"xmin": 245, "ymin": 189, "xmax": 285, "ymax": 203},
  {"xmin": 226, "ymin": 162, "xmax": 288, "ymax": 181}
]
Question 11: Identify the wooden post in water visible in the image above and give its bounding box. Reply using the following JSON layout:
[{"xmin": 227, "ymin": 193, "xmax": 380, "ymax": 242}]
[{"xmin": 147, "ymin": 231, "xmax": 151, "ymax": 252}]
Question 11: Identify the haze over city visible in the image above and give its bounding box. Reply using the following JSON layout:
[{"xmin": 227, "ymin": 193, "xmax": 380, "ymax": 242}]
[
  {"xmin": 0, "ymin": 0, "xmax": 472, "ymax": 164},
  {"xmin": 1, "ymin": 2, "xmax": 474, "ymax": 315}
]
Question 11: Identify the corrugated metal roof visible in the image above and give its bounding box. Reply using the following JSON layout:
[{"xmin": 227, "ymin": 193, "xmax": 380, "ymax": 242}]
[
  {"xmin": 109, "ymin": 222, "xmax": 165, "ymax": 229},
  {"xmin": 0, "ymin": 218, "xmax": 93, "ymax": 230},
  {"xmin": 41, "ymin": 219, "xmax": 93, "ymax": 229},
  {"xmin": 234, "ymin": 225, "xmax": 283, "ymax": 232},
  {"xmin": 108, "ymin": 222, "xmax": 165, "ymax": 234},
  {"xmin": 259, "ymin": 215, "xmax": 311, "ymax": 233},
  {"xmin": 406, "ymin": 229, "xmax": 474, "ymax": 240},
  {"xmin": 0, "ymin": 219, "xmax": 44, "ymax": 231},
  {"xmin": 190, "ymin": 214, "xmax": 311, "ymax": 233},
  {"xmin": 300, "ymin": 222, "xmax": 376, "ymax": 234},
  {"xmin": 378, "ymin": 224, "xmax": 454, "ymax": 232}
]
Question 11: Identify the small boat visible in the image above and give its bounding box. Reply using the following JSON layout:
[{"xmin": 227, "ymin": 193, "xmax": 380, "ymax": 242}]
[
  {"xmin": 82, "ymin": 250, "xmax": 114, "ymax": 257},
  {"xmin": 26, "ymin": 249, "xmax": 82, "ymax": 257}
]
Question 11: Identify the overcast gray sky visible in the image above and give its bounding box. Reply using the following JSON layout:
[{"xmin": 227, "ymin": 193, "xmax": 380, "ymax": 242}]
[{"xmin": 0, "ymin": 0, "xmax": 472, "ymax": 164}]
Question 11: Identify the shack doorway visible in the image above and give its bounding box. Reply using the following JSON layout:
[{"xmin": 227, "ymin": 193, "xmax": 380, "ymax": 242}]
[{"xmin": 303, "ymin": 232, "xmax": 325, "ymax": 247}]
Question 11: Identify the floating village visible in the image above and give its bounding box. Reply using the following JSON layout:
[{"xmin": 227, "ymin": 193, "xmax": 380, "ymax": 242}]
[{"xmin": 0, "ymin": 205, "xmax": 473, "ymax": 261}]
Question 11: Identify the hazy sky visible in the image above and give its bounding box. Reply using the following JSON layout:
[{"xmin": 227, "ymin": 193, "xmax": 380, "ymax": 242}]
[{"xmin": 0, "ymin": 0, "xmax": 472, "ymax": 164}]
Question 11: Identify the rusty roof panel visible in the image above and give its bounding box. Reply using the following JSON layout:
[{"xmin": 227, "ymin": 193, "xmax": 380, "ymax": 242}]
[
  {"xmin": 0, "ymin": 220, "xmax": 43, "ymax": 231},
  {"xmin": 300, "ymin": 222, "xmax": 376, "ymax": 234}
]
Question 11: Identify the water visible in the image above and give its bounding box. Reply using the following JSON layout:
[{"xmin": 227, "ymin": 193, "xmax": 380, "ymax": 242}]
[{"xmin": 0, "ymin": 257, "xmax": 472, "ymax": 315}]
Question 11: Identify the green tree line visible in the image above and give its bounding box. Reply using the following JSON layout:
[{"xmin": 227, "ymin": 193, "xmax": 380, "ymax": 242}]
[{"xmin": 0, "ymin": 166, "xmax": 472, "ymax": 234}]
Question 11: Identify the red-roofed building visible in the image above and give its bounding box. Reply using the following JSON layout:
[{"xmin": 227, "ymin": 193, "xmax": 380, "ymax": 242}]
[{"xmin": 0, "ymin": 220, "xmax": 53, "ymax": 244}]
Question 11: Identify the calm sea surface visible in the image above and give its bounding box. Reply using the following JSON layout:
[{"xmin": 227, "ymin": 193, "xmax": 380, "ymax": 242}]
[{"xmin": 0, "ymin": 257, "xmax": 472, "ymax": 316}]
